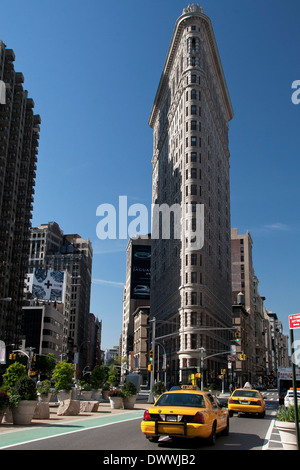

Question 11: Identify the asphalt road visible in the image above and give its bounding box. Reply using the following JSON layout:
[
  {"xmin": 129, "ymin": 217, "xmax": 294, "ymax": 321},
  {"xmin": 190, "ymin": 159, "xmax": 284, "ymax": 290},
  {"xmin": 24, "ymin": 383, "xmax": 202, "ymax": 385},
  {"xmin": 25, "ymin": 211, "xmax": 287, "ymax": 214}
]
[{"xmin": 2, "ymin": 391, "xmax": 281, "ymax": 451}]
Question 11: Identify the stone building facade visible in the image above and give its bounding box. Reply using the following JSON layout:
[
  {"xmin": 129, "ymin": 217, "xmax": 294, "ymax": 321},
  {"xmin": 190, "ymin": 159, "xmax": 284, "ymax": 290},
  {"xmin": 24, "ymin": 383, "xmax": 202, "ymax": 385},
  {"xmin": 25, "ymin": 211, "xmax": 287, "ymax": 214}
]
[
  {"xmin": 26, "ymin": 222, "xmax": 93, "ymax": 373},
  {"xmin": 149, "ymin": 5, "xmax": 234, "ymax": 385}
]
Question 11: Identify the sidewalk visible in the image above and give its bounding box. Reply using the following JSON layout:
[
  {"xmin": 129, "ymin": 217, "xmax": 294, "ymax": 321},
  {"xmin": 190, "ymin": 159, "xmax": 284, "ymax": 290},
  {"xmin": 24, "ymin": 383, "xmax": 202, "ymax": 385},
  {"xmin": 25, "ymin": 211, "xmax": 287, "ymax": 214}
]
[{"xmin": 0, "ymin": 399, "xmax": 149, "ymax": 435}]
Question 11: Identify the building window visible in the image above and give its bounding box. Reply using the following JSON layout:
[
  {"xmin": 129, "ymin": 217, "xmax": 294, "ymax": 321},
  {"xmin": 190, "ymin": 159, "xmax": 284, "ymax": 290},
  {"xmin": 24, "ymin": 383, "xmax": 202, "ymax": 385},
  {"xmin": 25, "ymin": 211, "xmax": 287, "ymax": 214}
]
[
  {"xmin": 191, "ymin": 184, "xmax": 197, "ymax": 195},
  {"xmin": 191, "ymin": 254, "xmax": 197, "ymax": 265},
  {"xmin": 191, "ymin": 136, "xmax": 197, "ymax": 146},
  {"xmin": 191, "ymin": 334, "xmax": 197, "ymax": 349}
]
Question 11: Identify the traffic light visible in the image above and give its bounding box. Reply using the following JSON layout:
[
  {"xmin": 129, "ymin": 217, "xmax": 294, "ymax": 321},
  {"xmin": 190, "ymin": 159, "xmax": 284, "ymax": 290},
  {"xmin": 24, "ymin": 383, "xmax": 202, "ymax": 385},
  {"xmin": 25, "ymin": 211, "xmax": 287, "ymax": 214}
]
[
  {"xmin": 235, "ymin": 331, "xmax": 240, "ymax": 342},
  {"xmin": 239, "ymin": 354, "xmax": 247, "ymax": 361},
  {"xmin": 149, "ymin": 349, "xmax": 154, "ymax": 362},
  {"xmin": 148, "ymin": 364, "xmax": 153, "ymax": 372}
]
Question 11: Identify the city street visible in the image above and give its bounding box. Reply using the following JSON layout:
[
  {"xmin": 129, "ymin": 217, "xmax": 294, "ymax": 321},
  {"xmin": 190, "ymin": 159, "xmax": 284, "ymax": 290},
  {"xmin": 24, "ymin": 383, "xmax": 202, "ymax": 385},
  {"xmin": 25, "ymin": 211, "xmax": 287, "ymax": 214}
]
[{"xmin": 0, "ymin": 391, "xmax": 282, "ymax": 451}]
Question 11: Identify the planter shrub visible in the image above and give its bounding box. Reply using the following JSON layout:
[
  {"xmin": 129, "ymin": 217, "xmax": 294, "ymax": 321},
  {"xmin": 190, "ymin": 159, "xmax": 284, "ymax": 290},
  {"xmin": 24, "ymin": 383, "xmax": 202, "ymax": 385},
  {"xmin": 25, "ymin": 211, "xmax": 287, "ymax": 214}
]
[
  {"xmin": 9, "ymin": 376, "xmax": 38, "ymax": 425},
  {"xmin": 122, "ymin": 381, "xmax": 138, "ymax": 409},
  {"xmin": 152, "ymin": 381, "xmax": 166, "ymax": 397},
  {"xmin": 51, "ymin": 361, "xmax": 74, "ymax": 393},
  {"xmin": 2, "ymin": 362, "xmax": 27, "ymax": 390}
]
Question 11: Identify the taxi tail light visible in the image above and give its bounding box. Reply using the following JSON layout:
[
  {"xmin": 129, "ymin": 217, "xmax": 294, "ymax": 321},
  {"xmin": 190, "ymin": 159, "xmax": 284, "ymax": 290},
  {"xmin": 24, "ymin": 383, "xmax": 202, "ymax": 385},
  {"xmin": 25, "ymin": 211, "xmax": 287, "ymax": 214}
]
[
  {"xmin": 228, "ymin": 398, "xmax": 234, "ymax": 404},
  {"xmin": 143, "ymin": 410, "xmax": 153, "ymax": 421},
  {"xmin": 193, "ymin": 412, "xmax": 205, "ymax": 424},
  {"xmin": 254, "ymin": 400, "xmax": 262, "ymax": 406}
]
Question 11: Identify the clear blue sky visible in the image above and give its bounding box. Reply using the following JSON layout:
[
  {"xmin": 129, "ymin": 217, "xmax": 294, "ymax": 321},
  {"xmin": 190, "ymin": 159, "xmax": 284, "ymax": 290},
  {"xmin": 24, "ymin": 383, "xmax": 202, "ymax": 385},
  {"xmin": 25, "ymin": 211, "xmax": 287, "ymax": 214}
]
[{"xmin": 1, "ymin": 0, "xmax": 299, "ymax": 349}]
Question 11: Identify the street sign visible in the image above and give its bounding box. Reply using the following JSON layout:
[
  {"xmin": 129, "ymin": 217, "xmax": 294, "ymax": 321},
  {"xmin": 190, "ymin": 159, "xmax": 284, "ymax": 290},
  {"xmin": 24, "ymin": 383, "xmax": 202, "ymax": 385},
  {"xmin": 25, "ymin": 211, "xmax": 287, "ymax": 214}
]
[
  {"xmin": 289, "ymin": 314, "xmax": 300, "ymax": 330},
  {"xmin": 228, "ymin": 355, "xmax": 238, "ymax": 361},
  {"xmin": 289, "ymin": 316, "xmax": 300, "ymax": 450}
]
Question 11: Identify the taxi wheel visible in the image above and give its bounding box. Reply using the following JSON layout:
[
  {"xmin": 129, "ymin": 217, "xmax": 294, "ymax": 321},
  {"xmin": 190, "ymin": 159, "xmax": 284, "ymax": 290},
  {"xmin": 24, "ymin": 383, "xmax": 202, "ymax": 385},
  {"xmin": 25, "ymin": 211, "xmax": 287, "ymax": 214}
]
[
  {"xmin": 148, "ymin": 436, "xmax": 159, "ymax": 443},
  {"xmin": 207, "ymin": 421, "xmax": 217, "ymax": 446},
  {"xmin": 221, "ymin": 417, "xmax": 230, "ymax": 436},
  {"xmin": 258, "ymin": 411, "xmax": 265, "ymax": 419}
]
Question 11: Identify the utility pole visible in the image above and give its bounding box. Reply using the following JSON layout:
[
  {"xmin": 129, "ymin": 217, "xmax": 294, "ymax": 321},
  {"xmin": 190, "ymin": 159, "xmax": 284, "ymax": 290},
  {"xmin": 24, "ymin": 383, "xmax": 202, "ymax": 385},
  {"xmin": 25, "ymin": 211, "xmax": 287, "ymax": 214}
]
[
  {"xmin": 289, "ymin": 314, "xmax": 300, "ymax": 450},
  {"xmin": 148, "ymin": 317, "xmax": 156, "ymax": 403}
]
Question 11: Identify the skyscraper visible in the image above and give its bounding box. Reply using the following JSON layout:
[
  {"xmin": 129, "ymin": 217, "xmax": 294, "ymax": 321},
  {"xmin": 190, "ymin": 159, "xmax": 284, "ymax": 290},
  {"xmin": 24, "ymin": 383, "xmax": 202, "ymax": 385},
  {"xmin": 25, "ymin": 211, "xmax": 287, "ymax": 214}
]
[
  {"xmin": 26, "ymin": 222, "xmax": 93, "ymax": 373},
  {"xmin": 0, "ymin": 40, "xmax": 41, "ymax": 346},
  {"xmin": 122, "ymin": 236, "xmax": 151, "ymax": 359},
  {"xmin": 149, "ymin": 5, "xmax": 234, "ymax": 385}
]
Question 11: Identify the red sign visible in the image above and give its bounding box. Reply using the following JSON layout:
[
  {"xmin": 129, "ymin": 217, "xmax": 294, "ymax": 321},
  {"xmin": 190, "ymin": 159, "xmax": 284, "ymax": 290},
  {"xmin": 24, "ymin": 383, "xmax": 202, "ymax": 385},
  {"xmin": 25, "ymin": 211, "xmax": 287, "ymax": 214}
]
[{"xmin": 289, "ymin": 314, "xmax": 300, "ymax": 330}]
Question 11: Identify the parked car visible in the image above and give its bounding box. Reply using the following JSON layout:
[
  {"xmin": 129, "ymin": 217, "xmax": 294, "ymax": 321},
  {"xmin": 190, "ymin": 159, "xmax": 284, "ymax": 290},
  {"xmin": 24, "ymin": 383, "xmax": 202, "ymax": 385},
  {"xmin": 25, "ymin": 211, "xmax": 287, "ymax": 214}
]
[{"xmin": 284, "ymin": 388, "xmax": 300, "ymax": 407}]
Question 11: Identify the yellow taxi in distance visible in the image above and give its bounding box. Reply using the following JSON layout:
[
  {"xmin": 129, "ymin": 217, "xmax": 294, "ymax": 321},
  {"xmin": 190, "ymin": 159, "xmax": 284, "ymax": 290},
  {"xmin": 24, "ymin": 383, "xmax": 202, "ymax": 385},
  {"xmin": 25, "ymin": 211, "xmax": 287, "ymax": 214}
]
[
  {"xmin": 228, "ymin": 388, "xmax": 266, "ymax": 418},
  {"xmin": 141, "ymin": 386, "xmax": 229, "ymax": 446}
]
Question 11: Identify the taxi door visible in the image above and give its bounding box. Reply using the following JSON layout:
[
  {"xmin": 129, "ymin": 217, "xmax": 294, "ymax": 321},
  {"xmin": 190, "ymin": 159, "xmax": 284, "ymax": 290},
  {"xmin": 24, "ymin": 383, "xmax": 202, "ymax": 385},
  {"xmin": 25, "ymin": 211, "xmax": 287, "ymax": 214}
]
[{"xmin": 206, "ymin": 393, "xmax": 227, "ymax": 432}]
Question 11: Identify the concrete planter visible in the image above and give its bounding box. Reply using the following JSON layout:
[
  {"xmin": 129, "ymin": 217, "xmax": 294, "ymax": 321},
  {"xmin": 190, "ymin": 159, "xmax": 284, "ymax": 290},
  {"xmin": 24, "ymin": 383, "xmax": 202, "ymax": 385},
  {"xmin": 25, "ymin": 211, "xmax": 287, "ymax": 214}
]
[
  {"xmin": 38, "ymin": 393, "xmax": 51, "ymax": 403},
  {"xmin": 33, "ymin": 402, "xmax": 50, "ymax": 419},
  {"xmin": 102, "ymin": 390, "xmax": 110, "ymax": 400},
  {"xmin": 109, "ymin": 397, "xmax": 123, "ymax": 409},
  {"xmin": 12, "ymin": 400, "xmax": 37, "ymax": 425},
  {"xmin": 3, "ymin": 407, "xmax": 13, "ymax": 423},
  {"xmin": 123, "ymin": 395, "xmax": 137, "ymax": 409},
  {"xmin": 57, "ymin": 390, "xmax": 72, "ymax": 402},
  {"xmin": 275, "ymin": 421, "xmax": 298, "ymax": 450},
  {"xmin": 92, "ymin": 389, "xmax": 102, "ymax": 400},
  {"xmin": 81, "ymin": 391, "xmax": 93, "ymax": 401}
]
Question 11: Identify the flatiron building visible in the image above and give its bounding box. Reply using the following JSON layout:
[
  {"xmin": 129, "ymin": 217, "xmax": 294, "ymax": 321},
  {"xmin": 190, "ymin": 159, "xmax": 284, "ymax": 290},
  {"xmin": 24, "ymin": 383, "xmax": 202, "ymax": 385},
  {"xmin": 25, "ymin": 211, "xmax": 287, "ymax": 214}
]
[{"xmin": 149, "ymin": 5, "xmax": 234, "ymax": 385}]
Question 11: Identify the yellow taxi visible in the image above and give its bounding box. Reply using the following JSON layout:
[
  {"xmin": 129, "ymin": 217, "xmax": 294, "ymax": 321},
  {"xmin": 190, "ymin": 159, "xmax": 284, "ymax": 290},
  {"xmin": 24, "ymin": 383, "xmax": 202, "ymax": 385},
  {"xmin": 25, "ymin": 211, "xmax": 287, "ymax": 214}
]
[
  {"xmin": 141, "ymin": 386, "xmax": 229, "ymax": 445},
  {"xmin": 228, "ymin": 388, "xmax": 266, "ymax": 418}
]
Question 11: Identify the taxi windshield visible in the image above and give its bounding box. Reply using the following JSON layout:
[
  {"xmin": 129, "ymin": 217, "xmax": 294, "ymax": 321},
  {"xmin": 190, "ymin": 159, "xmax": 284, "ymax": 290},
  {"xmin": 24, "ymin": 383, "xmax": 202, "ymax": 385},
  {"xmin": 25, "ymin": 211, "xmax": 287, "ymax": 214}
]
[
  {"xmin": 232, "ymin": 390, "xmax": 260, "ymax": 398},
  {"xmin": 155, "ymin": 393, "xmax": 205, "ymax": 408}
]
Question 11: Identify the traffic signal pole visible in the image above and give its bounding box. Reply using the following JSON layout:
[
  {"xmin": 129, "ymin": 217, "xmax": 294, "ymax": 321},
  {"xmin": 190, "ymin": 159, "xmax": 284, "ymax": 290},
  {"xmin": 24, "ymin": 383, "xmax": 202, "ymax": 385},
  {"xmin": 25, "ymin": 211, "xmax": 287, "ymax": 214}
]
[
  {"xmin": 290, "ymin": 327, "xmax": 300, "ymax": 450},
  {"xmin": 148, "ymin": 317, "xmax": 156, "ymax": 403}
]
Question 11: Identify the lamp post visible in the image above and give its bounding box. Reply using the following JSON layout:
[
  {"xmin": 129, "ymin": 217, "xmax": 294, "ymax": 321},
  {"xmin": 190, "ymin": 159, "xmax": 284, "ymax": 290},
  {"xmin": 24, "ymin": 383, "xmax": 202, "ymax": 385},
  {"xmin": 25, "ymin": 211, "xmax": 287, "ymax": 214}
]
[
  {"xmin": 199, "ymin": 347, "xmax": 206, "ymax": 390},
  {"xmin": 74, "ymin": 340, "xmax": 90, "ymax": 382},
  {"xmin": 148, "ymin": 318, "xmax": 156, "ymax": 403}
]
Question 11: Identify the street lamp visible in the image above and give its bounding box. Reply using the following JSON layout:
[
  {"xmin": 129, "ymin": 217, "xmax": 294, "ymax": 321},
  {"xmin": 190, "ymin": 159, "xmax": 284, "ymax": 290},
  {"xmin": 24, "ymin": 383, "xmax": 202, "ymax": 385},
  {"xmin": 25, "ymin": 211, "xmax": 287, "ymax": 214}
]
[
  {"xmin": 74, "ymin": 340, "xmax": 90, "ymax": 381},
  {"xmin": 199, "ymin": 347, "xmax": 206, "ymax": 390}
]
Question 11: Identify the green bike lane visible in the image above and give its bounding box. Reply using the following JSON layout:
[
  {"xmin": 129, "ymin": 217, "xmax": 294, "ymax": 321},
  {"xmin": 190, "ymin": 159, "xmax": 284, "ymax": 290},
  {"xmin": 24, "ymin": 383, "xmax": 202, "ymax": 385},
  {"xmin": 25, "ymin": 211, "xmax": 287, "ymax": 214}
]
[{"xmin": 0, "ymin": 409, "xmax": 145, "ymax": 449}]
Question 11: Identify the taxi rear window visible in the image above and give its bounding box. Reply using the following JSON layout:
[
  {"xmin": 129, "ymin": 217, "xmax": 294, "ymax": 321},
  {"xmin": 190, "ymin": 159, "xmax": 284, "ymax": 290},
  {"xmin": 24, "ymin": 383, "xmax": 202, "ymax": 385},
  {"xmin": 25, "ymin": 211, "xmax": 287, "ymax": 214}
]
[
  {"xmin": 155, "ymin": 393, "xmax": 205, "ymax": 408},
  {"xmin": 232, "ymin": 390, "xmax": 260, "ymax": 398}
]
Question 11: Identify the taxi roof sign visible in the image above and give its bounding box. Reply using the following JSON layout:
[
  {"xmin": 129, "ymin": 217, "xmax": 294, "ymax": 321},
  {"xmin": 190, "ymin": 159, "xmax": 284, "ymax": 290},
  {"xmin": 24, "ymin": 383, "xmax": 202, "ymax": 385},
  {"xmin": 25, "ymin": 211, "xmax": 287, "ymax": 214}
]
[{"xmin": 181, "ymin": 385, "xmax": 198, "ymax": 390}]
